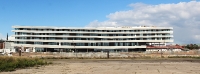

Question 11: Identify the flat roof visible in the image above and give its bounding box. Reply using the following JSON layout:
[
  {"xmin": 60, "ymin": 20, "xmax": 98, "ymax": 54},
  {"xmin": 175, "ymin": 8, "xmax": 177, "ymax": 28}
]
[{"xmin": 12, "ymin": 25, "xmax": 173, "ymax": 29}]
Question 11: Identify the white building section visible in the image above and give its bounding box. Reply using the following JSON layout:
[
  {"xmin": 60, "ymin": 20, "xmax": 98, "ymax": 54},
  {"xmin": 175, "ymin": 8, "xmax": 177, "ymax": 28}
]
[{"xmin": 11, "ymin": 26, "xmax": 173, "ymax": 52}]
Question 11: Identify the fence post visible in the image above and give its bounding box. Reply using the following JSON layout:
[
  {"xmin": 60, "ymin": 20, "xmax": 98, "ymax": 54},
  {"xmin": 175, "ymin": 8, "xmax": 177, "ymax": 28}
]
[
  {"xmin": 19, "ymin": 49, "xmax": 21, "ymax": 56},
  {"xmin": 107, "ymin": 51, "xmax": 109, "ymax": 58}
]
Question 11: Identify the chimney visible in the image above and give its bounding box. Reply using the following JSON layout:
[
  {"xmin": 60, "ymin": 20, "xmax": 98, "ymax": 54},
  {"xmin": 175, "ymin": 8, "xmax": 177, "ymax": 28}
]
[{"xmin": 7, "ymin": 33, "xmax": 8, "ymax": 41}]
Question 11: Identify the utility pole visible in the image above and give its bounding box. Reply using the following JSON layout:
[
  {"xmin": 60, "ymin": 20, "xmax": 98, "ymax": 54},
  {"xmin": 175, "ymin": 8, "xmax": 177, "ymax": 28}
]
[
  {"xmin": 73, "ymin": 40, "xmax": 77, "ymax": 58},
  {"xmin": 160, "ymin": 40, "xmax": 165, "ymax": 58},
  {"xmin": 107, "ymin": 50, "xmax": 109, "ymax": 59}
]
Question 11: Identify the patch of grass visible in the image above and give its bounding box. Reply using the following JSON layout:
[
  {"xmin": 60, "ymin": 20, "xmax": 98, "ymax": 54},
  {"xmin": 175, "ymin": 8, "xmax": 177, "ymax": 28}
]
[{"xmin": 0, "ymin": 56, "xmax": 51, "ymax": 72}]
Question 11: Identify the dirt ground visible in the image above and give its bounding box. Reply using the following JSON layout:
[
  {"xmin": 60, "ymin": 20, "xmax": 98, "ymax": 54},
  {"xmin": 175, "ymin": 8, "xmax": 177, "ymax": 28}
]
[{"xmin": 1, "ymin": 59, "xmax": 200, "ymax": 74}]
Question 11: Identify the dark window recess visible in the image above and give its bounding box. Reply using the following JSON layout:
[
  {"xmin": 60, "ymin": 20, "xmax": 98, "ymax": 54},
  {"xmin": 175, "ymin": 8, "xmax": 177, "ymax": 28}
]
[{"xmin": 26, "ymin": 41, "xmax": 34, "ymax": 44}]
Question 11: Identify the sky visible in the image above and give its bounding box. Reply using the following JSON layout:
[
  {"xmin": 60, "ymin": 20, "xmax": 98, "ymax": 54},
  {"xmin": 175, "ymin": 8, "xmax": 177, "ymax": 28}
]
[{"xmin": 0, "ymin": 0, "xmax": 199, "ymax": 44}]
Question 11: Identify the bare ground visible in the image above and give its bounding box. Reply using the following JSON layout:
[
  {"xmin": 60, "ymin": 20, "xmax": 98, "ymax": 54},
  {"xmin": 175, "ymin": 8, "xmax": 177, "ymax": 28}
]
[{"xmin": 1, "ymin": 59, "xmax": 200, "ymax": 74}]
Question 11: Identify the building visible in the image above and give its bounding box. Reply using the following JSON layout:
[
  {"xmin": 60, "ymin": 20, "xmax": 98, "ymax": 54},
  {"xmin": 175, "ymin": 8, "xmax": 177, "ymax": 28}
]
[
  {"xmin": 0, "ymin": 40, "xmax": 15, "ymax": 54},
  {"xmin": 146, "ymin": 44, "xmax": 183, "ymax": 52},
  {"xmin": 0, "ymin": 40, "xmax": 4, "ymax": 49},
  {"xmin": 12, "ymin": 26, "xmax": 173, "ymax": 52}
]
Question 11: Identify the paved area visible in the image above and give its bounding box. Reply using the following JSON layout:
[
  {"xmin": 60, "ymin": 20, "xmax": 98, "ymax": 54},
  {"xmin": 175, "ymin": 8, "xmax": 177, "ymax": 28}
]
[{"xmin": 2, "ymin": 59, "xmax": 200, "ymax": 74}]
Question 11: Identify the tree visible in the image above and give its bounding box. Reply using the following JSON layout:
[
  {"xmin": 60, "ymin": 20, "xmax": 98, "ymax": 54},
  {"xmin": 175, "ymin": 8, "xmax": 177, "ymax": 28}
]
[
  {"xmin": 190, "ymin": 44, "xmax": 194, "ymax": 49},
  {"xmin": 193, "ymin": 44, "xmax": 198, "ymax": 49}
]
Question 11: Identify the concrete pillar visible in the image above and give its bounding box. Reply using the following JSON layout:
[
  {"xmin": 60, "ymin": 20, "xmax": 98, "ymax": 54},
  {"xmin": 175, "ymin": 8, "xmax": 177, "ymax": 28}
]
[
  {"xmin": 87, "ymin": 49, "xmax": 88, "ymax": 53},
  {"xmin": 33, "ymin": 47, "xmax": 35, "ymax": 52}
]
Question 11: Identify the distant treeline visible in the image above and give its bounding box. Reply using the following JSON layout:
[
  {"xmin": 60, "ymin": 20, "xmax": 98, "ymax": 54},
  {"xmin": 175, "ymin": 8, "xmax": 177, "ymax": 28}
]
[{"xmin": 184, "ymin": 44, "xmax": 200, "ymax": 50}]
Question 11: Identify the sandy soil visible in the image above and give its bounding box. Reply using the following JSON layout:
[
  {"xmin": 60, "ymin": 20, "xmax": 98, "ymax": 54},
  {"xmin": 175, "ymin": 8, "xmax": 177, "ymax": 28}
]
[{"xmin": 1, "ymin": 59, "xmax": 200, "ymax": 74}]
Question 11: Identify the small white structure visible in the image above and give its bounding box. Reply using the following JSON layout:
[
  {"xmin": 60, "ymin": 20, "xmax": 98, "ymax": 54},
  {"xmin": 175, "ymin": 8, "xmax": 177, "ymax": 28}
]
[
  {"xmin": 0, "ymin": 41, "xmax": 15, "ymax": 56},
  {"xmin": 26, "ymin": 49, "xmax": 30, "ymax": 52}
]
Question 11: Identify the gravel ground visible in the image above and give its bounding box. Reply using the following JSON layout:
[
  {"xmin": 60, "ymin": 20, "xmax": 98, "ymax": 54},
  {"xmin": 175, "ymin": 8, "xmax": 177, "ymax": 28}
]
[{"xmin": 1, "ymin": 59, "xmax": 200, "ymax": 74}]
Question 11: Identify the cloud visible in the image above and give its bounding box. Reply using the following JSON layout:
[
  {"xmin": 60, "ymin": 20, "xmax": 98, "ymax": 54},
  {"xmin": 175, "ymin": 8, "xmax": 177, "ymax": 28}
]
[
  {"xmin": 0, "ymin": 33, "xmax": 14, "ymax": 40},
  {"xmin": 8, "ymin": 36, "xmax": 15, "ymax": 40},
  {"xmin": 87, "ymin": 1, "xmax": 200, "ymax": 44},
  {"xmin": 0, "ymin": 33, "xmax": 5, "ymax": 40}
]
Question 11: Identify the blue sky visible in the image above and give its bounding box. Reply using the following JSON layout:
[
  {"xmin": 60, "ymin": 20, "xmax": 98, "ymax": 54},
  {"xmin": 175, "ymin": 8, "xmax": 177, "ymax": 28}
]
[{"xmin": 1, "ymin": 0, "xmax": 198, "ymax": 44}]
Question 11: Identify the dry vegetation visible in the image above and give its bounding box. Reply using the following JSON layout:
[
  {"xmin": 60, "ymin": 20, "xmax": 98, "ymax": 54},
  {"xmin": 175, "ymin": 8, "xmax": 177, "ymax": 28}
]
[{"xmin": 0, "ymin": 56, "xmax": 51, "ymax": 72}]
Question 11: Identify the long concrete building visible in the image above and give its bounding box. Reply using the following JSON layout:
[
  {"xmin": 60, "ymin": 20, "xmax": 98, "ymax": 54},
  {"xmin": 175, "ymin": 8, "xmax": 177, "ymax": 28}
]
[{"xmin": 12, "ymin": 26, "xmax": 173, "ymax": 52}]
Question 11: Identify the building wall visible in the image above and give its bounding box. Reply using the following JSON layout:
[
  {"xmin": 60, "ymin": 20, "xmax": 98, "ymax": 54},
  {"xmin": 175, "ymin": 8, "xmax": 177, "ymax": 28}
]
[
  {"xmin": 4, "ymin": 42, "xmax": 14, "ymax": 49},
  {"xmin": 12, "ymin": 26, "xmax": 173, "ymax": 51},
  {"xmin": 0, "ymin": 43, "xmax": 4, "ymax": 49}
]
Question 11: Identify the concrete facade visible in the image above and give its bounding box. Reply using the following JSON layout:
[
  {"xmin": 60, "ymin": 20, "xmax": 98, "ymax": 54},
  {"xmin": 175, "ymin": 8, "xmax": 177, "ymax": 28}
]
[{"xmin": 12, "ymin": 26, "xmax": 173, "ymax": 52}]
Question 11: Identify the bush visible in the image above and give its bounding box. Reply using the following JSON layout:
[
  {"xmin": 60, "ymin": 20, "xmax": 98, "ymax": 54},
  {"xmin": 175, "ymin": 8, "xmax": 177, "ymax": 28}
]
[{"xmin": 0, "ymin": 56, "xmax": 50, "ymax": 72}]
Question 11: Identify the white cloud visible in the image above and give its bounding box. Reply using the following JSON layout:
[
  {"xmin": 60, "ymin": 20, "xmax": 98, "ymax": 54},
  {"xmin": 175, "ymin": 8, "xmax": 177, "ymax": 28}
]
[
  {"xmin": 87, "ymin": 1, "xmax": 200, "ymax": 44},
  {"xmin": 8, "ymin": 36, "xmax": 15, "ymax": 40},
  {"xmin": 87, "ymin": 20, "xmax": 118, "ymax": 27},
  {"xmin": 0, "ymin": 33, "xmax": 14, "ymax": 40},
  {"xmin": 0, "ymin": 33, "xmax": 5, "ymax": 40}
]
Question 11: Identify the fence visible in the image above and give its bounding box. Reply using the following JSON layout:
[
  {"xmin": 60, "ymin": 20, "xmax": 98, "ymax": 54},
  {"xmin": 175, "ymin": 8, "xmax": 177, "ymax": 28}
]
[
  {"xmin": 11, "ymin": 52, "xmax": 139, "ymax": 58},
  {"xmin": 15, "ymin": 50, "xmax": 200, "ymax": 58}
]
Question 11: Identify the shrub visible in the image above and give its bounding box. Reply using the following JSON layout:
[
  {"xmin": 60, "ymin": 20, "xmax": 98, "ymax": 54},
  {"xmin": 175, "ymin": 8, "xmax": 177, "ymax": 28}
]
[{"xmin": 0, "ymin": 56, "xmax": 50, "ymax": 72}]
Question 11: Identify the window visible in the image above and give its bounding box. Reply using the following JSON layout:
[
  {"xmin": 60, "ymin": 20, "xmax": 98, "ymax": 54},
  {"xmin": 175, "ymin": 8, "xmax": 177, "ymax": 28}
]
[
  {"xmin": 49, "ymin": 33, "xmax": 55, "ymax": 35},
  {"xmin": 93, "ymin": 43, "xmax": 96, "ymax": 46},
  {"xmin": 63, "ymin": 38, "xmax": 68, "ymax": 40},
  {"xmin": 15, "ymin": 28, "xmax": 19, "ymax": 30},
  {"xmin": 131, "ymin": 42, "xmax": 135, "ymax": 46},
  {"xmin": 127, "ymin": 34, "xmax": 131, "ymax": 36},
  {"xmin": 102, "ymin": 34, "xmax": 108, "ymax": 36},
  {"xmin": 34, "ymin": 42, "xmax": 43, "ymax": 45},
  {"xmin": 115, "ymin": 42, "xmax": 118, "ymax": 46},
  {"xmin": 20, "ymin": 37, "xmax": 27, "ymax": 39},
  {"xmin": 71, "ymin": 29, "xmax": 76, "ymax": 32},
  {"xmin": 120, "ymin": 42, "xmax": 123, "ymax": 46},
  {"xmin": 35, "ymin": 48, "xmax": 44, "ymax": 52},
  {"xmin": 49, "ymin": 37, "xmax": 55, "ymax": 40},
  {"xmin": 34, "ymin": 37, "xmax": 40, "ymax": 40},
  {"xmin": 34, "ymin": 33, "xmax": 39, "ymax": 35},
  {"xmin": 76, "ymin": 38, "xmax": 81, "ymax": 40},
  {"xmin": 77, "ymin": 33, "xmax": 83, "ymax": 36},
  {"xmin": 63, "ymin": 33, "xmax": 69, "ymax": 36},
  {"xmin": 94, "ymin": 30, "xmax": 98, "ymax": 32},
  {"xmin": 88, "ymin": 43, "xmax": 91, "ymax": 46},
  {"xmin": 101, "ymin": 39, "xmax": 107, "ymax": 40},
  {"xmin": 18, "ymin": 41, "xmax": 26, "ymax": 44},
  {"xmin": 48, "ymin": 42, "xmax": 57, "ymax": 45},
  {"xmin": 118, "ymin": 39, "xmax": 123, "ymax": 40},
  {"xmin": 97, "ymin": 43, "xmax": 101, "ymax": 46},
  {"xmin": 76, "ymin": 43, "xmax": 85, "ymax": 46},
  {"xmin": 103, "ymin": 42, "xmax": 109, "ymax": 46},
  {"xmin": 118, "ymin": 34, "xmax": 123, "ymax": 36},
  {"xmin": 31, "ymin": 28, "xmax": 36, "ymax": 31},
  {"xmin": 62, "ymin": 42, "xmax": 71, "ymax": 45},
  {"xmin": 90, "ymin": 34, "xmax": 97, "ymax": 36},
  {"xmin": 38, "ymin": 29, "xmax": 43, "ymax": 31},
  {"xmin": 125, "ymin": 43, "xmax": 130, "ymax": 46}
]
